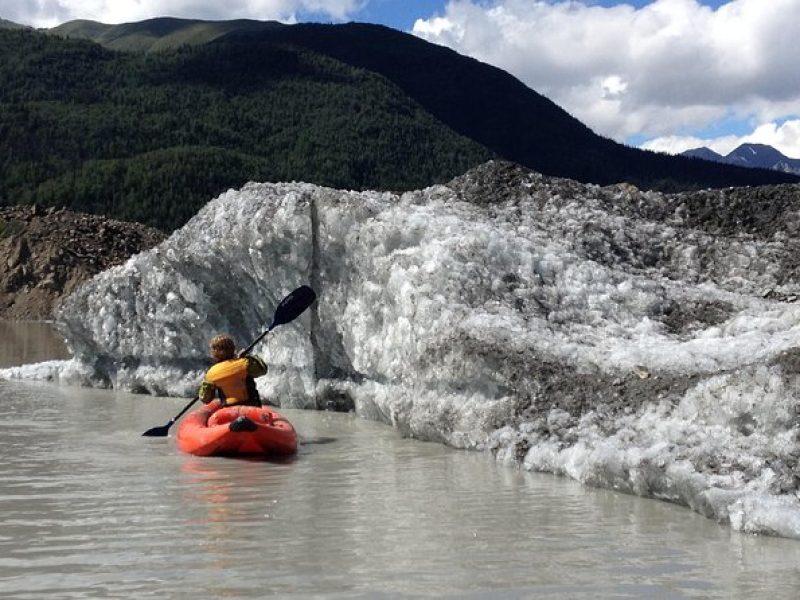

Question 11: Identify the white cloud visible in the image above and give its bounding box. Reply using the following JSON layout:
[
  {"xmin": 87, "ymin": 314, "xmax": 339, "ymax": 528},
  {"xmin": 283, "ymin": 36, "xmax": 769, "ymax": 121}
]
[
  {"xmin": 413, "ymin": 0, "xmax": 800, "ymax": 145},
  {"xmin": 413, "ymin": 15, "xmax": 459, "ymax": 38},
  {"xmin": 0, "ymin": 0, "xmax": 363, "ymax": 28},
  {"xmin": 643, "ymin": 119, "xmax": 800, "ymax": 158},
  {"xmin": 601, "ymin": 75, "xmax": 627, "ymax": 99},
  {"xmin": 641, "ymin": 134, "xmax": 743, "ymax": 156}
]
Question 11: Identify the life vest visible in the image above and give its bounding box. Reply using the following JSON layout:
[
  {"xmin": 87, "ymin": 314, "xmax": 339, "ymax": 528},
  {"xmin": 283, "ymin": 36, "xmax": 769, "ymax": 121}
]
[{"xmin": 204, "ymin": 358, "xmax": 250, "ymax": 406}]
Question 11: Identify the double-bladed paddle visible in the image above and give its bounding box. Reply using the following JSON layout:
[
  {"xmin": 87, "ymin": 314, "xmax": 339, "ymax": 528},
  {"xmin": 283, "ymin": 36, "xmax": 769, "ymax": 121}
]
[{"xmin": 142, "ymin": 285, "xmax": 316, "ymax": 437}]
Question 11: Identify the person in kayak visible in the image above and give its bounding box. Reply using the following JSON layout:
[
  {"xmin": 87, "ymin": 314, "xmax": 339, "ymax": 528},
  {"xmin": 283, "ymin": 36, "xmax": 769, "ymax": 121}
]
[{"xmin": 198, "ymin": 334, "xmax": 269, "ymax": 407}]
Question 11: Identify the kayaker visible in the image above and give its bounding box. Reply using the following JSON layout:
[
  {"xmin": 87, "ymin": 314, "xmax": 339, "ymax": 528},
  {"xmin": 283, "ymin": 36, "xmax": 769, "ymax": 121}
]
[{"xmin": 198, "ymin": 334, "xmax": 269, "ymax": 407}]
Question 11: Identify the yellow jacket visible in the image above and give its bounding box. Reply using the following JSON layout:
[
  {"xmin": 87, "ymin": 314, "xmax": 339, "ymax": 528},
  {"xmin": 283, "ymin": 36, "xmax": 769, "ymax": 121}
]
[{"xmin": 199, "ymin": 355, "xmax": 268, "ymax": 406}]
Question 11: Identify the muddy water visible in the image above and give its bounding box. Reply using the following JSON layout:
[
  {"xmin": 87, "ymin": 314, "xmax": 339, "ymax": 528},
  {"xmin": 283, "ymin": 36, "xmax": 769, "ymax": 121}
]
[
  {"xmin": 1, "ymin": 323, "xmax": 800, "ymax": 599},
  {"xmin": 0, "ymin": 321, "xmax": 71, "ymax": 367}
]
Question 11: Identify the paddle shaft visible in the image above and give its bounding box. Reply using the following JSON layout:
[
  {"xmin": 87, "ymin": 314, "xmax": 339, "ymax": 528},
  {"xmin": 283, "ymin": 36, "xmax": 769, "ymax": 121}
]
[
  {"xmin": 238, "ymin": 325, "xmax": 274, "ymax": 359},
  {"xmin": 165, "ymin": 396, "xmax": 201, "ymax": 428}
]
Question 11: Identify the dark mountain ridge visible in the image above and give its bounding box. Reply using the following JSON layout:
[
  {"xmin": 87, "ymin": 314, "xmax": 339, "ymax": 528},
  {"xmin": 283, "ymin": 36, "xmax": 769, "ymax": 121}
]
[
  {"xmin": 51, "ymin": 17, "xmax": 282, "ymax": 52},
  {"xmin": 682, "ymin": 147, "xmax": 725, "ymax": 162},
  {"xmin": 53, "ymin": 17, "xmax": 796, "ymax": 190},
  {"xmin": 682, "ymin": 143, "xmax": 800, "ymax": 176},
  {"xmin": 240, "ymin": 23, "xmax": 797, "ymax": 190},
  {"xmin": 0, "ymin": 18, "xmax": 28, "ymax": 29}
]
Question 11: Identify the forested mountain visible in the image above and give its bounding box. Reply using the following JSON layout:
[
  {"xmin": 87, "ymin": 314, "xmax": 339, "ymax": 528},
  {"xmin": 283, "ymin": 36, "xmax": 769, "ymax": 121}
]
[
  {"xmin": 1, "ymin": 19, "xmax": 797, "ymax": 232},
  {"xmin": 0, "ymin": 28, "xmax": 490, "ymax": 230},
  {"xmin": 51, "ymin": 17, "xmax": 280, "ymax": 52},
  {"xmin": 51, "ymin": 18, "xmax": 798, "ymax": 190},
  {"xmin": 0, "ymin": 18, "xmax": 27, "ymax": 29}
]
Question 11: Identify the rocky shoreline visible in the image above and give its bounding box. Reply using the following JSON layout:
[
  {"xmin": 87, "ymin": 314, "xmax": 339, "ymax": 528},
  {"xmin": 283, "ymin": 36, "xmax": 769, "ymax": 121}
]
[{"xmin": 0, "ymin": 205, "xmax": 165, "ymax": 320}]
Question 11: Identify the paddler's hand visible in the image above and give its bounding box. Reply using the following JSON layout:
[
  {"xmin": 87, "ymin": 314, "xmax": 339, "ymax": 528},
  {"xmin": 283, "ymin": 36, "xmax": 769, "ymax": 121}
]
[{"xmin": 203, "ymin": 398, "xmax": 223, "ymax": 410}]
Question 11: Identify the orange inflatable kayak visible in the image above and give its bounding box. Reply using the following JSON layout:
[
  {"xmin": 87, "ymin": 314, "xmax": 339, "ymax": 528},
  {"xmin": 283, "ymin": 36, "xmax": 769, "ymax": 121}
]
[{"xmin": 176, "ymin": 402, "xmax": 298, "ymax": 457}]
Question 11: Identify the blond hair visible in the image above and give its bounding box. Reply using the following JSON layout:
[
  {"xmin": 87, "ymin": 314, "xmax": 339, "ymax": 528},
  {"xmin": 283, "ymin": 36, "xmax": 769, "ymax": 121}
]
[{"xmin": 209, "ymin": 334, "xmax": 236, "ymax": 361}]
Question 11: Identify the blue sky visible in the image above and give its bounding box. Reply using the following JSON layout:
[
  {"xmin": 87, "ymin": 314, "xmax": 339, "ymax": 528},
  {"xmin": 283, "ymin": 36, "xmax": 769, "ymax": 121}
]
[
  {"xmin": 341, "ymin": 0, "xmax": 447, "ymax": 31},
  {"xmin": 4, "ymin": 0, "xmax": 799, "ymax": 157}
]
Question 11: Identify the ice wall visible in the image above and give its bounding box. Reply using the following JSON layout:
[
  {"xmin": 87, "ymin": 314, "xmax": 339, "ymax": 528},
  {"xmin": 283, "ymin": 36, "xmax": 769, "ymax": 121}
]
[{"xmin": 4, "ymin": 161, "xmax": 800, "ymax": 537}]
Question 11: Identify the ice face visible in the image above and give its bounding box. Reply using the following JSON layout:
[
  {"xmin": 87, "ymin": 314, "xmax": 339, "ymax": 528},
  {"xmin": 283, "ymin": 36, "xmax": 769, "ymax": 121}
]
[{"xmin": 3, "ymin": 161, "xmax": 799, "ymax": 537}]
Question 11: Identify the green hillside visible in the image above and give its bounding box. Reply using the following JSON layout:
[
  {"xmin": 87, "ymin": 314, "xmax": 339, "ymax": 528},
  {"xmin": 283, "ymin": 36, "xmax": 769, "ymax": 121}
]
[
  {"xmin": 0, "ymin": 29, "xmax": 491, "ymax": 231},
  {"xmin": 51, "ymin": 18, "xmax": 281, "ymax": 52},
  {"xmin": 0, "ymin": 18, "xmax": 28, "ymax": 30},
  {"xmin": 46, "ymin": 18, "xmax": 798, "ymax": 192}
]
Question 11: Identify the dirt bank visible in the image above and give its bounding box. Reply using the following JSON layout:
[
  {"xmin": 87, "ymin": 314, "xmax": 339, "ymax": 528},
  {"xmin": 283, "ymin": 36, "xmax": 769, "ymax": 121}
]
[{"xmin": 0, "ymin": 205, "xmax": 165, "ymax": 320}]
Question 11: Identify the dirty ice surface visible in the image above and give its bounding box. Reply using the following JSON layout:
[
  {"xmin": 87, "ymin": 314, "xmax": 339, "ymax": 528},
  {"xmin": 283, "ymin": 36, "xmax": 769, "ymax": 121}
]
[{"xmin": 4, "ymin": 162, "xmax": 800, "ymax": 538}]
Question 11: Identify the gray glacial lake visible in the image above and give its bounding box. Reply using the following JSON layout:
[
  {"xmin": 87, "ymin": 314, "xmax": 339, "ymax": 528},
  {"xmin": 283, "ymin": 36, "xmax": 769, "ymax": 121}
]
[{"xmin": 1, "ymin": 321, "xmax": 800, "ymax": 599}]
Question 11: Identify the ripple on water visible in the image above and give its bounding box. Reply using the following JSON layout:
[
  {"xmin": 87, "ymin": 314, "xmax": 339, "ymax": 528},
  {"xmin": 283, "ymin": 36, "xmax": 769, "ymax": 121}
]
[{"xmin": 1, "ymin": 369, "xmax": 800, "ymax": 598}]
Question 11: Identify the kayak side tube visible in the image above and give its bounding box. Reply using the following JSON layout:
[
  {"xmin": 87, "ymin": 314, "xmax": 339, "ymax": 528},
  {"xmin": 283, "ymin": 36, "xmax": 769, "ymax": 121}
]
[{"xmin": 176, "ymin": 403, "xmax": 298, "ymax": 457}]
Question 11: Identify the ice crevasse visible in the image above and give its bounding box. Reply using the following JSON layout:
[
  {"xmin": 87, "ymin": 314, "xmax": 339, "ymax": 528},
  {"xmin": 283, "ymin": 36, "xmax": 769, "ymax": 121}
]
[{"xmin": 4, "ymin": 161, "xmax": 800, "ymax": 538}]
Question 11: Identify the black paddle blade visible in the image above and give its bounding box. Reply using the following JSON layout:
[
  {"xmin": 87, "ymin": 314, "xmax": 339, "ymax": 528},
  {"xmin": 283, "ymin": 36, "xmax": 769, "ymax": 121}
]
[
  {"xmin": 142, "ymin": 424, "xmax": 171, "ymax": 437},
  {"xmin": 270, "ymin": 285, "xmax": 316, "ymax": 329},
  {"xmin": 141, "ymin": 398, "xmax": 197, "ymax": 437}
]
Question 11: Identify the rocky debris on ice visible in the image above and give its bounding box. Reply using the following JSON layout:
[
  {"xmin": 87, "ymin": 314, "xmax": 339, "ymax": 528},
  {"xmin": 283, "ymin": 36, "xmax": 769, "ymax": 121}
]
[{"xmin": 4, "ymin": 161, "xmax": 800, "ymax": 537}]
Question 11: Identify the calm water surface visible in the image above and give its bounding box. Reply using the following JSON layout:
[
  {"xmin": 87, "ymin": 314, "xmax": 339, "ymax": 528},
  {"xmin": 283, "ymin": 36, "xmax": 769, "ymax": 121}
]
[{"xmin": 1, "ymin": 322, "xmax": 800, "ymax": 599}]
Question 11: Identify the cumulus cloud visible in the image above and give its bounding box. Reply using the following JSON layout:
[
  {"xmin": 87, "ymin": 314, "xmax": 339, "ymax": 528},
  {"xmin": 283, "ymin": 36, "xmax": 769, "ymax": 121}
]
[
  {"xmin": 0, "ymin": 0, "xmax": 363, "ymax": 28},
  {"xmin": 413, "ymin": 0, "xmax": 800, "ymax": 150}
]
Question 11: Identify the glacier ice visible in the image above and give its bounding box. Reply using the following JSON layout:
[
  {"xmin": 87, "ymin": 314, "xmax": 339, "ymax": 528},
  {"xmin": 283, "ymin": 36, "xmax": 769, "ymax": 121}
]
[{"xmin": 3, "ymin": 161, "xmax": 800, "ymax": 538}]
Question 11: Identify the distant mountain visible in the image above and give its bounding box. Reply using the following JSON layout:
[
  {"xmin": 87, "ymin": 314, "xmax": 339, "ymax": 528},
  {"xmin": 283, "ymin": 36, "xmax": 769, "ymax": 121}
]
[
  {"xmin": 682, "ymin": 147, "xmax": 725, "ymax": 162},
  {"xmin": 682, "ymin": 143, "xmax": 800, "ymax": 176},
  {"xmin": 0, "ymin": 18, "xmax": 28, "ymax": 30},
  {"xmin": 727, "ymin": 144, "xmax": 800, "ymax": 175},
  {"xmin": 51, "ymin": 17, "xmax": 281, "ymax": 52}
]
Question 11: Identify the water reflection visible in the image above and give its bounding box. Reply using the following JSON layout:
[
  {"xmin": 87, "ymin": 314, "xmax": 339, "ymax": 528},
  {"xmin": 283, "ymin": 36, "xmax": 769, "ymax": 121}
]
[{"xmin": 0, "ymin": 321, "xmax": 70, "ymax": 368}]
